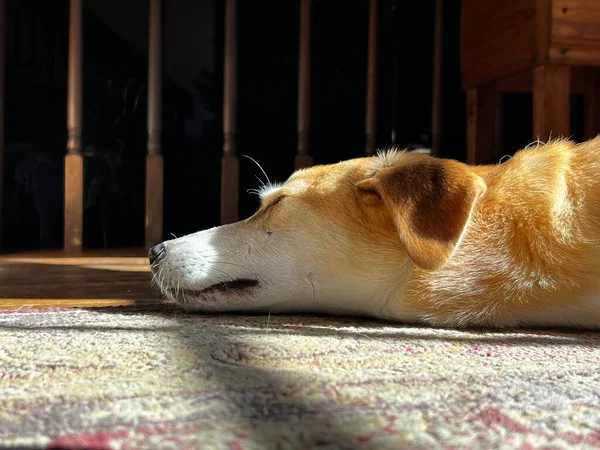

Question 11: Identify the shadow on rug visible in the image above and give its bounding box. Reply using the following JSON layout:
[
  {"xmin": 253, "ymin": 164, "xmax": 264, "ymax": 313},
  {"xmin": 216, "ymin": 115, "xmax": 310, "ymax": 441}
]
[{"xmin": 1, "ymin": 303, "xmax": 600, "ymax": 449}]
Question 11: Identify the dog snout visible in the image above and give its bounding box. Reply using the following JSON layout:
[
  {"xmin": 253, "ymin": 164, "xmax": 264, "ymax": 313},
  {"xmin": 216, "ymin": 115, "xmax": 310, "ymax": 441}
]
[{"xmin": 148, "ymin": 242, "xmax": 166, "ymax": 265}]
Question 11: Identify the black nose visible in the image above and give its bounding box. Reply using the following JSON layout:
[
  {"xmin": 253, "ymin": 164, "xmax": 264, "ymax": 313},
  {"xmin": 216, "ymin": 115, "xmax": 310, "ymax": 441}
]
[{"xmin": 148, "ymin": 242, "xmax": 166, "ymax": 265}]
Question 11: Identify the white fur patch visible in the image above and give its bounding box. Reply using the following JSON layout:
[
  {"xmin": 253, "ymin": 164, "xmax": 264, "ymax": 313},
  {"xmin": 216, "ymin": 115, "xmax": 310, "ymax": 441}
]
[
  {"xmin": 366, "ymin": 147, "xmax": 407, "ymax": 177},
  {"xmin": 257, "ymin": 182, "xmax": 283, "ymax": 200}
]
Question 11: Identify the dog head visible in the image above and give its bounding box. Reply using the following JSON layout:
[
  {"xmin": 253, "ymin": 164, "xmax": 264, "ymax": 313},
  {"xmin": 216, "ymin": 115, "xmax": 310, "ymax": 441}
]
[{"xmin": 149, "ymin": 150, "xmax": 486, "ymax": 317}]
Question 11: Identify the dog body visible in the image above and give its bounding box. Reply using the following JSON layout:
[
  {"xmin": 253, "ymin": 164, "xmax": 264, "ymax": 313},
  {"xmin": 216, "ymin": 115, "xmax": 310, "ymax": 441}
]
[{"xmin": 150, "ymin": 138, "xmax": 600, "ymax": 328}]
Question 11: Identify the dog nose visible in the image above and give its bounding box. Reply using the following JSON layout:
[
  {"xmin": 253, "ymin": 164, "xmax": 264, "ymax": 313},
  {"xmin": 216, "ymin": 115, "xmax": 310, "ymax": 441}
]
[{"xmin": 148, "ymin": 242, "xmax": 166, "ymax": 265}]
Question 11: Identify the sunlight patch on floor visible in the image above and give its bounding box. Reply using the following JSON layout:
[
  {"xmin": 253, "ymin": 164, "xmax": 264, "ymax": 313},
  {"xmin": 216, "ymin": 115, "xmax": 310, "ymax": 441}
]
[{"xmin": 0, "ymin": 299, "xmax": 138, "ymax": 308}]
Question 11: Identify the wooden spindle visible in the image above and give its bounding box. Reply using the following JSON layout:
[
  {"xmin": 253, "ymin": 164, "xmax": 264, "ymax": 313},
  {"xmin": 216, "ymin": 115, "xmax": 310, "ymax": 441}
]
[
  {"xmin": 295, "ymin": 0, "xmax": 313, "ymax": 170},
  {"xmin": 146, "ymin": 0, "xmax": 163, "ymax": 248},
  {"xmin": 64, "ymin": 0, "xmax": 83, "ymax": 253},
  {"xmin": 431, "ymin": 0, "xmax": 443, "ymax": 156},
  {"xmin": 221, "ymin": 0, "xmax": 239, "ymax": 224},
  {"xmin": 365, "ymin": 0, "xmax": 378, "ymax": 156},
  {"xmin": 0, "ymin": 0, "xmax": 5, "ymax": 247}
]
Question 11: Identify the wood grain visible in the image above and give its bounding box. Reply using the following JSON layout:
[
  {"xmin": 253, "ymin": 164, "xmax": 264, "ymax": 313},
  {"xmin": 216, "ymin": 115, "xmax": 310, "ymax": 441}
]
[
  {"xmin": 495, "ymin": 66, "xmax": 588, "ymax": 93},
  {"xmin": 0, "ymin": 299, "xmax": 137, "ymax": 309},
  {"xmin": 146, "ymin": 0, "xmax": 164, "ymax": 248},
  {"xmin": 533, "ymin": 64, "xmax": 571, "ymax": 140},
  {"xmin": 296, "ymin": 0, "xmax": 313, "ymax": 170},
  {"xmin": 462, "ymin": 0, "xmax": 600, "ymax": 89},
  {"xmin": 365, "ymin": 0, "xmax": 378, "ymax": 156},
  {"xmin": 145, "ymin": 153, "xmax": 164, "ymax": 248},
  {"xmin": 550, "ymin": 0, "xmax": 600, "ymax": 65},
  {"xmin": 221, "ymin": 0, "xmax": 239, "ymax": 224},
  {"xmin": 535, "ymin": 0, "xmax": 551, "ymax": 65},
  {"xmin": 466, "ymin": 85, "xmax": 496, "ymax": 165},
  {"xmin": 0, "ymin": 0, "xmax": 5, "ymax": 248},
  {"xmin": 220, "ymin": 153, "xmax": 239, "ymax": 224},
  {"xmin": 65, "ymin": 0, "xmax": 83, "ymax": 254},
  {"xmin": 431, "ymin": 0, "xmax": 443, "ymax": 156},
  {"xmin": 585, "ymin": 68, "xmax": 600, "ymax": 139},
  {"xmin": 461, "ymin": 0, "xmax": 537, "ymax": 89},
  {"xmin": 0, "ymin": 250, "xmax": 160, "ymax": 309},
  {"xmin": 64, "ymin": 153, "xmax": 83, "ymax": 254}
]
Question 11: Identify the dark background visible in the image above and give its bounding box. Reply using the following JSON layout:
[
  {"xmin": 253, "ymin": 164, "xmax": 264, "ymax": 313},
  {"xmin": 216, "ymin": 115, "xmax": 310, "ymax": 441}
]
[{"xmin": 0, "ymin": 0, "xmax": 587, "ymax": 252}]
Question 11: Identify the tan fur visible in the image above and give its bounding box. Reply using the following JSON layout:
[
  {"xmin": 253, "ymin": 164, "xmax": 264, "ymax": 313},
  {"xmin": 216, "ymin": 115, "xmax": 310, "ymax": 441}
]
[
  {"xmin": 153, "ymin": 137, "xmax": 600, "ymax": 328},
  {"xmin": 260, "ymin": 137, "xmax": 600, "ymax": 327}
]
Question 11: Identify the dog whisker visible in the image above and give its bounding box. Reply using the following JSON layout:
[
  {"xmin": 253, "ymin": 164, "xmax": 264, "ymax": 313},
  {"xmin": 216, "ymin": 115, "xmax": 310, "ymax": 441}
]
[
  {"xmin": 254, "ymin": 175, "xmax": 266, "ymax": 191},
  {"xmin": 157, "ymin": 266, "xmax": 165, "ymax": 293},
  {"xmin": 242, "ymin": 154, "xmax": 271, "ymax": 187}
]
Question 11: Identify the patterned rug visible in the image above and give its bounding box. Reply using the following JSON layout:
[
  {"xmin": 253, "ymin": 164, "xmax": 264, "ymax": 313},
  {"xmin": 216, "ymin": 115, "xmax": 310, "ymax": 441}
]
[{"xmin": 1, "ymin": 304, "xmax": 600, "ymax": 449}]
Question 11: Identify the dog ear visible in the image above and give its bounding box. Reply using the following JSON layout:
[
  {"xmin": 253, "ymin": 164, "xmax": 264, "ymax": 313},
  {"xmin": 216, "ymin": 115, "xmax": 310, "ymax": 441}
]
[{"xmin": 357, "ymin": 155, "xmax": 487, "ymax": 270}]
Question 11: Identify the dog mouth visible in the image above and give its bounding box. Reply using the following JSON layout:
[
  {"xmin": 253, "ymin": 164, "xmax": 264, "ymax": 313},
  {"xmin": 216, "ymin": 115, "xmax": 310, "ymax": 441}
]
[
  {"xmin": 197, "ymin": 278, "xmax": 260, "ymax": 295},
  {"xmin": 167, "ymin": 278, "xmax": 261, "ymax": 300}
]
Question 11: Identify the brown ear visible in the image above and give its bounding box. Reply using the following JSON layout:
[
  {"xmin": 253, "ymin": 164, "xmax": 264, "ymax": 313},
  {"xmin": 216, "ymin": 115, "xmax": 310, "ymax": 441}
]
[{"xmin": 358, "ymin": 155, "xmax": 486, "ymax": 270}]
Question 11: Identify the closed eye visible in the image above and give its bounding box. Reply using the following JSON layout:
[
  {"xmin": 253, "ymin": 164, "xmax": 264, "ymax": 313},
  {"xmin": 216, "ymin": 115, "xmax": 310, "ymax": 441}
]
[
  {"xmin": 270, "ymin": 195, "xmax": 287, "ymax": 207},
  {"xmin": 259, "ymin": 194, "xmax": 287, "ymax": 212}
]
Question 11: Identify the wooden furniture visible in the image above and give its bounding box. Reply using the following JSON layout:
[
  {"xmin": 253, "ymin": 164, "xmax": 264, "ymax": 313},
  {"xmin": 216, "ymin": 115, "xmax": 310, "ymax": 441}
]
[{"xmin": 461, "ymin": 0, "xmax": 600, "ymax": 164}]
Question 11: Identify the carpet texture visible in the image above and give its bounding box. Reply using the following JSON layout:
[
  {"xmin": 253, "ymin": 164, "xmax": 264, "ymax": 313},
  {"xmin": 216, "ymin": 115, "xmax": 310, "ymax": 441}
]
[{"xmin": 1, "ymin": 304, "xmax": 600, "ymax": 449}]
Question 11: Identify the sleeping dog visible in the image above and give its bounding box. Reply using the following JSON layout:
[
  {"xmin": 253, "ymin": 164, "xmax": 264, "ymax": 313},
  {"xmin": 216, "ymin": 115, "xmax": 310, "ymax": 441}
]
[{"xmin": 149, "ymin": 137, "xmax": 600, "ymax": 328}]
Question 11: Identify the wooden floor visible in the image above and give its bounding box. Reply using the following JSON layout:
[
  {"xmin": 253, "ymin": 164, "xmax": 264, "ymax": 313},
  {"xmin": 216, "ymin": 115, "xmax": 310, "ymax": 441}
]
[{"xmin": 0, "ymin": 249, "xmax": 161, "ymax": 309}]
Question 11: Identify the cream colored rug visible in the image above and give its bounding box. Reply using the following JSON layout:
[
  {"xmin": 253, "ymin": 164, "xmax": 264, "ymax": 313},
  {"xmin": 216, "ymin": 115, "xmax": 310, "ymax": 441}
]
[{"xmin": 1, "ymin": 304, "xmax": 600, "ymax": 449}]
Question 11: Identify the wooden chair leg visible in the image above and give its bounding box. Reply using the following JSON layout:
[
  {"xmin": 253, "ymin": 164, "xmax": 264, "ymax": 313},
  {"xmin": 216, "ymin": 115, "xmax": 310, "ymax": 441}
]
[
  {"xmin": 585, "ymin": 68, "xmax": 600, "ymax": 140},
  {"xmin": 533, "ymin": 64, "xmax": 570, "ymax": 142},
  {"xmin": 466, "ymin": 84, "xmax": 496, "ymax": 165}
]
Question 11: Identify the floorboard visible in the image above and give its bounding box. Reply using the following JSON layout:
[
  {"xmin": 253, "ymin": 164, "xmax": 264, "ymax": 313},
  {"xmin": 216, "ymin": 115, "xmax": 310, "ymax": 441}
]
[{"xmin": 0, "ymin": 249, "xmax": 161, "ymax": 309}]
